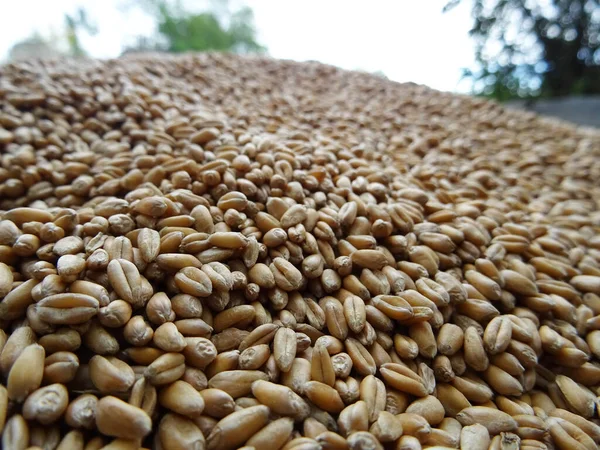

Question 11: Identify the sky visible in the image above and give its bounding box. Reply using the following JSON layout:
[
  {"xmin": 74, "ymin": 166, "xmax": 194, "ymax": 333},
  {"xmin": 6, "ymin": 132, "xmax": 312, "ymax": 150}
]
[{"xmin": 0, "ymin": 0, "xmax": 475, "ymax": 93}]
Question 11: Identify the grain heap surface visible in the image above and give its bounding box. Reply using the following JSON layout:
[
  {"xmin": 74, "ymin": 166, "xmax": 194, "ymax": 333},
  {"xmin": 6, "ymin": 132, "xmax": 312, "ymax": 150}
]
[{"xmin": 0, "ymin": 53, "xmax": 600, "ymax": 450}]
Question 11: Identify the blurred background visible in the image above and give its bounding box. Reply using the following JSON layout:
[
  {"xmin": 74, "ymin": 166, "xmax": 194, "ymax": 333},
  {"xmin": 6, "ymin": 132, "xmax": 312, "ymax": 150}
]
[{"xmin": 1, "ymin": 0, "xmax": 599, "ymax": 126}]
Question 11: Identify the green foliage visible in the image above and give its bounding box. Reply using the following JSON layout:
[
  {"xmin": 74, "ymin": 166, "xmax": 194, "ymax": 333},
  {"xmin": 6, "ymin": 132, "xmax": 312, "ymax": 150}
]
[
  {"xmin": 446, "ymin": 0, "xmax": 600, "ymax": 100},
  {"xmin": 131, "ymin": 0, "xmax": 265, "ymax": 54},
  {"xmin": 65, "ymin": 8, "xmax": 98, "ymax": 57},
  {"xmin": 7, "ymin": 8, "xmax": 96, "ymax": 61}
]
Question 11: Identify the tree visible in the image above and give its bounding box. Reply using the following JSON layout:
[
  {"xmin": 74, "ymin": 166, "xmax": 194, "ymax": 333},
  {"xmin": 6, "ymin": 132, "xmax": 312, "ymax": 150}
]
[
  {"xmin": 65, "ymin": 8, "xmax": 98, "ymax": 57},
  {"xmin": 6, "ymin": 8, "xmax": 96, "ymax": 62},
  {"xmin": 445, "ymin": 0, "xmax": 600, "ymax": 100},
  {"xmin": 127, "ymin": 0, "xmax": 265, "ymax": 54}
]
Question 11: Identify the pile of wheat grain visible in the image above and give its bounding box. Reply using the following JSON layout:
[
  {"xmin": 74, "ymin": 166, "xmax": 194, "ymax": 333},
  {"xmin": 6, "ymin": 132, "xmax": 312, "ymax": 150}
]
[{"xmin": 0, "ymin": 53, "xmax": 599, "ymax": 450}]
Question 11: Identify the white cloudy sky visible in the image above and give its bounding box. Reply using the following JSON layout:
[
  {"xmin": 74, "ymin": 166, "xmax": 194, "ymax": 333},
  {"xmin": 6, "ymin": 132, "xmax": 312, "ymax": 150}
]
[{"xmin": 0, "ymin": 0, "xmax": 475, "ymax": 93}]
